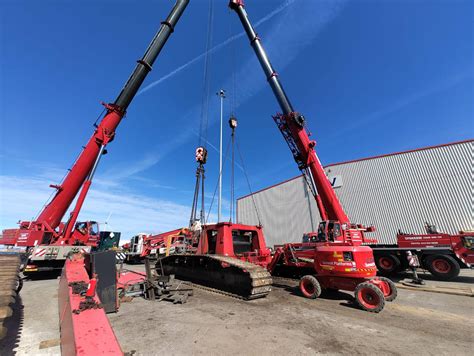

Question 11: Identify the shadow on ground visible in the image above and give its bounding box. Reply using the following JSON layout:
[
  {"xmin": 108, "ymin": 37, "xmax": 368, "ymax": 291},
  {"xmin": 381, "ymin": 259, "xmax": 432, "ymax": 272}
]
[{"xmin": 389, "ymin": 270, "xmax": 474, "ymax": 284}]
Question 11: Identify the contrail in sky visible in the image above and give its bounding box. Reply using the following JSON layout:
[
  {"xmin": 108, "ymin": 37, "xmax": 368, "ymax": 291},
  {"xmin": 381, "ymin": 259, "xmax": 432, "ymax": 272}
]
[
  {"xmin": 138, "ymin": 0, "xmax": 297, "ymax": 95},
  {"xmin": 116, "ymin": 0, "xmax": 346, "ymax": 179}
]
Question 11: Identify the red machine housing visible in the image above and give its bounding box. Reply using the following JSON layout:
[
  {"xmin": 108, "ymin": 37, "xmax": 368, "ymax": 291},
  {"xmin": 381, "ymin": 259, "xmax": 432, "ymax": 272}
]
[
  {"xmin": 140, "ymin": 228, "xmax": 193, "ymax": 258},
  {"xmin": 2, "ymin": 221, "xmax": 100, "ymax": 248},
  {"xmin": 196, "ymin": 222, "xmax": 272, "ymax": 267}
]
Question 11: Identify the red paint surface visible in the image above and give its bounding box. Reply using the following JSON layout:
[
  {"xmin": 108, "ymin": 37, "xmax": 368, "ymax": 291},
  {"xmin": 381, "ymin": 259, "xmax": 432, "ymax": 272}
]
[{"xmin": 58, "ymin": 256, "xmax": 122, "ymax": 355}]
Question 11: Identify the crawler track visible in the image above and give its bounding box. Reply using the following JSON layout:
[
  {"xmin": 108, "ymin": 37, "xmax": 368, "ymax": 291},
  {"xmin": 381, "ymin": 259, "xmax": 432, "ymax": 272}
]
[
  {"xmin": 157, "ymin": 254, "xmax": 272, "ymax": 300},
  {"xmin": 0, "ymin": 253, "xmax": 21, "ymax": 340}
]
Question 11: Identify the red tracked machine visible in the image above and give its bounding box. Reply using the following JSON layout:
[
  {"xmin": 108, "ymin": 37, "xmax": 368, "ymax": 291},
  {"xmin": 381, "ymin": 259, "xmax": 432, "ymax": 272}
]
[
  {"xmin": 158, "ymin": 222, "xmax": 273, "ymax": 300},
  {"xmin": 230, "ymin": 0, "xmax": 397, "ymax": 312}
]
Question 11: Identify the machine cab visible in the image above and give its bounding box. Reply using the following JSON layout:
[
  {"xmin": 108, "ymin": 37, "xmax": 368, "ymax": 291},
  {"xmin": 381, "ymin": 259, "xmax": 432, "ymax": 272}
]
[
  {"xmin": 72, "ymin": 221, "xmax": 100, "ymax": 245},
  {"xmin": 198, "ymin": 222, "xmax": 271, "ymax": 266},
  {"xmin": 317, "ymin": 221, "xmax": 343, "ymax": 243},
  {"xmin": 302, "ymin": 232, "xmax": 319, "ymax": 243}
]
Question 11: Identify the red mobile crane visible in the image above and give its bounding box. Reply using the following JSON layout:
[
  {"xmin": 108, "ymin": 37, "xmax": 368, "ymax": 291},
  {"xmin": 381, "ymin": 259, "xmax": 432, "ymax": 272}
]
[
  {"xmin": 229, "ymin": 0, "xmax": 396, "ymax": 312},
  {"xmin": 0, "ymin": 0, "xmax": 190, "ymax": 273}
]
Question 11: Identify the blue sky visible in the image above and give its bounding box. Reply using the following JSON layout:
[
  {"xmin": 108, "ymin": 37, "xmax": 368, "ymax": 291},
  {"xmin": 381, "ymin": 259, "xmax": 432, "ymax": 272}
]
[{"xmin": 0, "ymin": 0, "xmax": 472, "ymax": 238}]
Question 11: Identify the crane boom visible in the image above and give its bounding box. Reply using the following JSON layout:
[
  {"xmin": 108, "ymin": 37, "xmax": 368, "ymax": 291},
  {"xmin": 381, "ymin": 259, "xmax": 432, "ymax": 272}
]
[
  {"xmin": 36, "ymin": 0, "xmax": 189, "ymax": 230},
  {"xmin": 1, "ymin": 0, "xmax": 190, "ymax": 251},
  {"xmin": 229, "ymin": 0, "xmax": 349, "ymax": 224}
]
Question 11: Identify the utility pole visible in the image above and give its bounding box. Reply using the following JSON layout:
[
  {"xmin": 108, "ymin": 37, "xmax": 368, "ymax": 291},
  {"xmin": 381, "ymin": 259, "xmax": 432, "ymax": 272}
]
[{"xmin": 217, "ymin": 89, "xmax": 226, "ymax": 222}]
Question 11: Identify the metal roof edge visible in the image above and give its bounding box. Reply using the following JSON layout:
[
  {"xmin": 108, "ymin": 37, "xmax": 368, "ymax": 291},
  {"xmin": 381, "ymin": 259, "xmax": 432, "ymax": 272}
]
[
  {"xmin": 325, "ymin": 139, "xmax": 474, "ymax": 168},
  {"xmin": 237, "ymin": 139, "xmax": 474, "ymax": 201}
]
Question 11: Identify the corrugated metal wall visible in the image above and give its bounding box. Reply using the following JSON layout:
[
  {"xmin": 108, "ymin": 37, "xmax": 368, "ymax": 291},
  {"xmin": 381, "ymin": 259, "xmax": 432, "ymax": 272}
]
[{"xmin": 237, "ymin": 141, "xmax": 474, "ymax": 247}]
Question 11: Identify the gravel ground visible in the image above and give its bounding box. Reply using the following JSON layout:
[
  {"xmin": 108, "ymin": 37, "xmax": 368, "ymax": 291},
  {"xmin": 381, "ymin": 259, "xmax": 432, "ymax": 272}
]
[
  {"xmin": 2, "ymin": 268, "xmax": 473, "ymax": 355},
  {"xmin": 109, "ymin": 266, "xmax": 474, "ymax": 356}
]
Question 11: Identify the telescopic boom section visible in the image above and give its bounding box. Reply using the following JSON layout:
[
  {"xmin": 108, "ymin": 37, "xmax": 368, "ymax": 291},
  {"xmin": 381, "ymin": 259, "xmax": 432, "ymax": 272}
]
[
  {"xmin": 229, "ymin": 0, "xmax": 349, "ymax": 224},
  {"xmin": 36, "ymin": 0, "xmax": 189, "ymax": 229}
]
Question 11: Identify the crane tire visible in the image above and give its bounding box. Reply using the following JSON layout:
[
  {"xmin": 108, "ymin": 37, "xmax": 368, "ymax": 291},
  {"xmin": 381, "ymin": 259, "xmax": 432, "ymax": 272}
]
[
  {"xmin": 375, "ymin": 254, "xmax": 401, "ymax": 276},
  {"xmin": 299, "ymin": 275, "xmax": 321, "ymax": 299},
  {"xmin": 425, "ymin": 255, "xmax": 460, "ymax": 281}
]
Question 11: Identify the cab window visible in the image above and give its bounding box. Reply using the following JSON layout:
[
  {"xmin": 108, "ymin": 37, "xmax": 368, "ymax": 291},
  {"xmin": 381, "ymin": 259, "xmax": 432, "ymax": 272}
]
[
  {"xmin": 302, "ymin": 234, "xmax": 310, "ymax": 243},
  {"xmin": 207, "ymin": 230, "xmax": 218, "ymax": 254},
  {"xmin": 90, "ymin": 223, "xmax": 99, "ymax": 236},
  {"xmin": 232, "ymin": 230, "xmax": 255, "ymax": 255},
  {"xmin": 317, "ymin": 222, "xmax": 327, "ymax": 241},
  {"xmin": 75, "ymin": 222, "xmax": 87, "ymax": 235}
]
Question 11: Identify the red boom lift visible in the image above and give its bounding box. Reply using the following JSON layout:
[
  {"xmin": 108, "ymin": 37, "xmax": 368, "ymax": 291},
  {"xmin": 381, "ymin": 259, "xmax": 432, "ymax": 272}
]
[
  {"xmin": 0, "ymin": 0, "xmax": 189, "ymax": 274},
  {"xmin": 229, "ymin": 0, "xmax": 397, "ymax": 312}
]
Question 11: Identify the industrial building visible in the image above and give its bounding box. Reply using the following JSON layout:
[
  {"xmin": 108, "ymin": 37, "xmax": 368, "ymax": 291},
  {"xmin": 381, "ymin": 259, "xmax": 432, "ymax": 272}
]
[{"xmin": 237, "ymin": 140, "xmax": 474, "ymax": 247}]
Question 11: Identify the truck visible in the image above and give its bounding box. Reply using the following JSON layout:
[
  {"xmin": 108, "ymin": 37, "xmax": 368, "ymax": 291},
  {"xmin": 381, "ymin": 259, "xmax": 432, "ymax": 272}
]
[
  {"xmin": 303, "ymin": 223, "xmax": 474, "ymax": 280},
  {"xmin": 372, "ymin": 224, "xmax": 474, "ymax": 280}
]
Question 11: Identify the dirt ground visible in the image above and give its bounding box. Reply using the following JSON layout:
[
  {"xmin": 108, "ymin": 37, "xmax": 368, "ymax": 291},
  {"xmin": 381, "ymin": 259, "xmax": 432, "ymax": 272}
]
[
  {"xmin": 109, "ymin": 267, "xmax": 474, "ymax": 356},
  {"xmin": 2, "ymin": 268, "xmax": 473, "ymax": 355}
]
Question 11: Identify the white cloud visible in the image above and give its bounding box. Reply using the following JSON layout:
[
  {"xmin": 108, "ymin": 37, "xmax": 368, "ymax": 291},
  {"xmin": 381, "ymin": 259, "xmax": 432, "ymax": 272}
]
[
  {"xmin": 0, "ymin": 176, "xmax": 53, "ymax": 224},
  {"xmin": 0, "ymin": 174, "xmax": 191, "ymax": 240}
]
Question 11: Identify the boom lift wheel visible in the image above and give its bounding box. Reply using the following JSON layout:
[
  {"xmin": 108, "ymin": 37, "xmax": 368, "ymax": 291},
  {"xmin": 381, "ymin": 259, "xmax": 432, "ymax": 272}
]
[
  {"xmin": 424, "ymin": 255, "xmax": 460, "ymax": 280},
  {"xmin": 354, "ymin": 282, "xmax": 385, "ymax": 313},
  {"xmin": 299, "ymin": 275, "xmax": 321, "ymax": 299},
  {"xmin": 374, "ymin": 276, "xmax": 397, "ymax": 302}
]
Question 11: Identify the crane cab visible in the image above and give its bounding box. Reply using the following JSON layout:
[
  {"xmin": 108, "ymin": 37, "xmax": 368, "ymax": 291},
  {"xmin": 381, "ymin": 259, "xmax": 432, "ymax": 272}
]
[
  {"xmin": 314, "ymin": 220, "xmax": 372, "ymax": 245},
  {"xmin": 70, "ymin": 221, "xmax": 100, "ymax": 246}
]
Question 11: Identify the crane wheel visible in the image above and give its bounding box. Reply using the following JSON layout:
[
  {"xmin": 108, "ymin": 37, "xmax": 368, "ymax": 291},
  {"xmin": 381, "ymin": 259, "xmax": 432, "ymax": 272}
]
[
  {"xmin": 299, "ymin": 275, "xmax": 321, "ymax": 299},
  {"xmin": 375, "ymin": 254, "xmax": 401, "ymax": 276},
  {"xmin": 374, "ymin": 276, "xmax": 397, "ymax": 302},
  {"xmin": 424, "ymin": 255, "xmax": 460, "ymax": 280},
  {"xmin": 354, "ymin": 282, "xmax": 385, "ymax": 313}
]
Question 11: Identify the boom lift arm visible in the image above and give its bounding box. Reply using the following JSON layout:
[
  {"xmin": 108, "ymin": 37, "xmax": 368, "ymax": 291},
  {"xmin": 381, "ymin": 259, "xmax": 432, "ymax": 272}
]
[{"xmin": 9, "ymin": 0, "xmax": 190, "ymax": 246}]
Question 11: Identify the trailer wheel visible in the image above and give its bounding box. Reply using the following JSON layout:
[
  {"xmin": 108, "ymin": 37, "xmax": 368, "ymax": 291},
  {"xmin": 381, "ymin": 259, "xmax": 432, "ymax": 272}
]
[
  {"xmin": 425, "ymin": 255, "xmax": 460, "ymax": 280},
  {"xmin": 374, "ymin": 276, "xmax": 397, "ymax": 302},
  {"xmin": 354, "ymin": 282, "xmax": 385, "ymax": 313},
  {"xmin": 299, "ymin": 275, "xmax": 321, "ymax": 299},
  {"xmin": 375, "ymin": 254, "xmax": 401, "ymax": 275}
]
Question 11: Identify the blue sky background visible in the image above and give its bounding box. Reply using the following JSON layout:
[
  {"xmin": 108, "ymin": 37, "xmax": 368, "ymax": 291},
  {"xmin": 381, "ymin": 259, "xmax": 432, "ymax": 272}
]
[{"xmin": 0, "ymin": 0, "xmax": 472, "ymax": 238}]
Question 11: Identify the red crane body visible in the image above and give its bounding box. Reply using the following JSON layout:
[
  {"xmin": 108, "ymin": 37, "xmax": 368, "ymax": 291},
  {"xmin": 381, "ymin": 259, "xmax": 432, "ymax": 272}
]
[
  {"xmin": 0, "ymin": 0, "xmax": 190, "ymax": 268},
  {"xmin": 37, "ymin": 104, "xmax": 123, "ymax": 230},
  {"xmin": 230, "ymin": 0, "xmax": 396, "ymax": 312}
]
